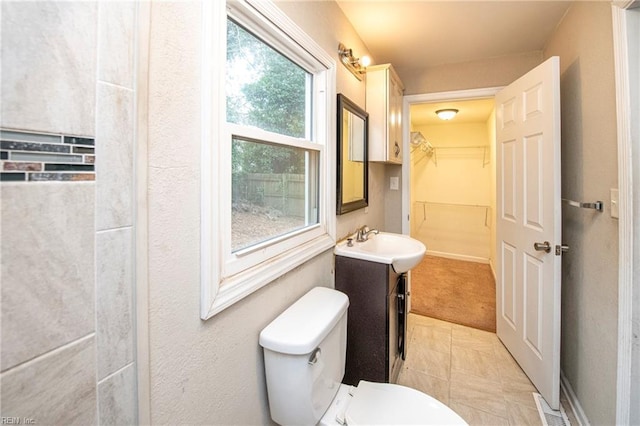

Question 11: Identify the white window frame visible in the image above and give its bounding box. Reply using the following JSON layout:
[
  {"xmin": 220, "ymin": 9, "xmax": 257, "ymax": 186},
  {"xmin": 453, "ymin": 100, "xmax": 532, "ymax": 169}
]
[{"xmin": 201, "ymin": 0, "xmax": 336, "ymax": 319}]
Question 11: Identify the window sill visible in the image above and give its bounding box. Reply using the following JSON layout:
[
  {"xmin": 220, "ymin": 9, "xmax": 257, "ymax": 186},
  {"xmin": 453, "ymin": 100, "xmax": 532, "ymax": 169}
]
[{"xmin": 201, "ymin": 233, "xmax": 335, "ymax": 319}]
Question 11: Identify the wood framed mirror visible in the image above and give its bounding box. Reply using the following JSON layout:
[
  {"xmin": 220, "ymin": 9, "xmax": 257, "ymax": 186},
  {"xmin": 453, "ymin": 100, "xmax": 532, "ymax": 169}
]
[{"xmin": 337, "ymin": 94, "xmax": 369, "ymax": 215}]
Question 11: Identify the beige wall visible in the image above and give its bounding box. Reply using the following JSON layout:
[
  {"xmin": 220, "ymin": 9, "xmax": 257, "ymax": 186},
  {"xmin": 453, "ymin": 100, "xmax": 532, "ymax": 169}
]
[
  {"xmin": 277, "ymin": 1, "xmax": 391, "ymax": 239},
  {"xmin": 398, "ymin": 51, "xmax": 543, "ymax": 95},
  {"xmin": 410, "ymin": 123, "xmax": 492, "ymax": 261},
  {"xmin": 384, "ymin": 164, "xmax": 403, "ymax": 233},
  {"xmin": 146, "ymin": 1, "xmax": 384, "ymax": 423},
  {"xmin": 543, "ymin": 2, "xmax": 619, "ymax": 424}
]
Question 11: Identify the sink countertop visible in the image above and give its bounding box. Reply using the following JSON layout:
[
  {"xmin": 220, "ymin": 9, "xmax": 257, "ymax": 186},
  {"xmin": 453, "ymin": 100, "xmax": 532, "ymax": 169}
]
[{"xmin": 334, "ymin": 232, "xmax": 426, "ymax": 273}]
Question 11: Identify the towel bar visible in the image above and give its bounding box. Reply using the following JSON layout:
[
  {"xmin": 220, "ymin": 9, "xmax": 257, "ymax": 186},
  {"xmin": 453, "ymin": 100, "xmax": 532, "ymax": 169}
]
[{"xmin": 562, "ymin": 198, "xmax": 603, "ymax": 212}]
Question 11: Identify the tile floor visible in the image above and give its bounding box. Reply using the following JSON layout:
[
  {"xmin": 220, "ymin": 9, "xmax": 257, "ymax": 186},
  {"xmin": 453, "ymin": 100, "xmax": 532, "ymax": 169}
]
[{"xmin": 397, "ymin": 313, "xmax": 543, "ymax": 425}]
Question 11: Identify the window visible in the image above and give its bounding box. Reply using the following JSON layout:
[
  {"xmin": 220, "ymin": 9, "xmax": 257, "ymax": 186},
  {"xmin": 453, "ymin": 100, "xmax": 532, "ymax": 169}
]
[
  {"xmin": 226, "ymin": 19, "xmax": 318, "ymax": 253},
  {"xmin": 201, "ymin": 0, "xmax": 336, "ymax": 319}
]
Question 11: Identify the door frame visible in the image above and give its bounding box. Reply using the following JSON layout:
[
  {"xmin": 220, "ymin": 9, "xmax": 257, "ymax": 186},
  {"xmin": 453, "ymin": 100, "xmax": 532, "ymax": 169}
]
[
  {"xmin": 401, "ymin": 87, "xmax": 503, "ymax": 234},
  {"xmin": 401, "ymin": 88, "xmax": 501, "ymax": 313},
  {"xmin": 612, "ymin": 1, "xmax": 639, "ymax": 424}
]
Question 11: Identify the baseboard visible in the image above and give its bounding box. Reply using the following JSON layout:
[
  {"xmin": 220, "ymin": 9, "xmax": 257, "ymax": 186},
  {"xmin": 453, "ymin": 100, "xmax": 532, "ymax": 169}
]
[
  {"xmin": 426, "ymin": 250, "xmax": 490, "ymax": 264},
  {"xmin": 560, "ymin": 371, "xmax": 590, "ymax": 426}
]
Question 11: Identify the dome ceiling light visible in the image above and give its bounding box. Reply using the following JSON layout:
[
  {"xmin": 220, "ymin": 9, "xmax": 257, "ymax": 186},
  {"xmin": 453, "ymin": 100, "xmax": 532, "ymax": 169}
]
[{"xmin": 435, "ymin": 109, "xmax": 459, "ymax": 120}]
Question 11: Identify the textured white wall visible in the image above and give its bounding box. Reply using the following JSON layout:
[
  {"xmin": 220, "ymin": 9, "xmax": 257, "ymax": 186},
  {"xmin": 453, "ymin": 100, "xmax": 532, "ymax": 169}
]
[
  {"xmin": 146, "ymin": 1, "xmax": 371, "ymax": 423},
  {"xmin": 543, "ymin": 2, "xmax": 620, "ymax": 424}
]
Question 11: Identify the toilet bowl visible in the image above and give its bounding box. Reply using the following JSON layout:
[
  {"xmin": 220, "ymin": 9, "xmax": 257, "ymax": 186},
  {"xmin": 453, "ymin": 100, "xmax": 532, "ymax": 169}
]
[
  {"xmin": 259, "ymin": 287, "xmax": 467, "ymax": 425},
  {"xmin": 319, "ymin": 381, "xmax": 466, "ymax": 425}
]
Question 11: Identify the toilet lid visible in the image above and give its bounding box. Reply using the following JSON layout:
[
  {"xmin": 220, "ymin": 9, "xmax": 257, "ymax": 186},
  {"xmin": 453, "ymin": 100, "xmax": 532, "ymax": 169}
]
[{"xmin": 344, "ymin": 381, "xmax": 467, "ymax": 425}]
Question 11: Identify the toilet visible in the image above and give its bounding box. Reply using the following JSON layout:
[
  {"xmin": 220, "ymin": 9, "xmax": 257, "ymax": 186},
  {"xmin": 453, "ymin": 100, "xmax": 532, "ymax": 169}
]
[{"xmin": 259, "ymin": 287, "xmax": 468, "ymax": 425}]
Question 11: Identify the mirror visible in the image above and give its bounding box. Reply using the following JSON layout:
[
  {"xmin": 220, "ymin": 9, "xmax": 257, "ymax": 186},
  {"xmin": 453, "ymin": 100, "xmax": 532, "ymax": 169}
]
[{"xmin": 337, "ymin": 94, "xmax": 369, "ymax": 215}]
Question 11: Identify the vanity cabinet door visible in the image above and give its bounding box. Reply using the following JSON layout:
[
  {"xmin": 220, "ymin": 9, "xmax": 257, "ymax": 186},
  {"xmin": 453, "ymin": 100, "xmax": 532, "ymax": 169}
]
[
  {"xmin": 335, "ymin": 255, "xmax": 404, "ymax": 385},
  {"xmin": 366, "ymin": 63, "xmax": 404, "ymax": 164}
]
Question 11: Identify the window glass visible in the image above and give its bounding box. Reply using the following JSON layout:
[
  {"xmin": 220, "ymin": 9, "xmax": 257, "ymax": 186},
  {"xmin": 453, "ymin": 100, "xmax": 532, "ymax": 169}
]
[
  {"xmin": 231, "ymin": 137, "xmax": 319, "ymax": 252},
  {"xmin": 226, "ymin": 19, "xmax": 309, "ymax": 139},
  {"xmin": 226, "ymin": 18, "xmax": 319, "ymax": 254}
]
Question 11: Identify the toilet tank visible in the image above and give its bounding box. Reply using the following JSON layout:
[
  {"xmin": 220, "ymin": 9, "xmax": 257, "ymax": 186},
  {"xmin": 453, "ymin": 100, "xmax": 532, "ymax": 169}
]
[{"xmin": 259, "ymin": 287, "xmax": 349, "ymax": 426}]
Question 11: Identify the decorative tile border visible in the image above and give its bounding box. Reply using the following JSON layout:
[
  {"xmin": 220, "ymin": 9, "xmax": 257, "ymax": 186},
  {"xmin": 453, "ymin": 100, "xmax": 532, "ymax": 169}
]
[{"xmin": 1, "ymin": 129, "xmax": 95, "ymax": 182}]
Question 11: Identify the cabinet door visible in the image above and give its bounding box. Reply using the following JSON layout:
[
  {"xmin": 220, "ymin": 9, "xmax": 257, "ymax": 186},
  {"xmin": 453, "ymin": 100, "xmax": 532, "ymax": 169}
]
[
  {"xmin": 366, "ymin": 64, "xmax": 404, "ymax": 164},
  {"xmin": 389, "ymin": 77, "xmax": 403, "ymax": 164},
  {"xmin": 335, "ymin": 256, "xmax": 390, "ymax": 385}
]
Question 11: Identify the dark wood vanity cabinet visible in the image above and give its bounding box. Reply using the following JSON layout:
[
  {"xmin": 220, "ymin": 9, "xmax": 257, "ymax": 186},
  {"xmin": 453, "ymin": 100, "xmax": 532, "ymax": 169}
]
[{"xmin": 335, "ymin": 255, "xmax": 407, "ymax": 385}]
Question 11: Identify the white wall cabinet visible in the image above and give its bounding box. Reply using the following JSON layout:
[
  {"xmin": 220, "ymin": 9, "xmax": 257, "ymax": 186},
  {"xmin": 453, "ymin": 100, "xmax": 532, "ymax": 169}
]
[{"xmin": 366, "ymin": 64, "xmax": 405, "ymax": 164}]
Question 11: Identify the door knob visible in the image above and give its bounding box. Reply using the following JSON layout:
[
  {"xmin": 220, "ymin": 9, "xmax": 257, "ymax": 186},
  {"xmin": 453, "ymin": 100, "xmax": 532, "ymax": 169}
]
[
  {"xmin": 533, "ymin": 241, "xmax": 551, "ymax": 253},
  {"xmin": 555, "ymin": 244, "xmax": 570, "ymax": 255}
]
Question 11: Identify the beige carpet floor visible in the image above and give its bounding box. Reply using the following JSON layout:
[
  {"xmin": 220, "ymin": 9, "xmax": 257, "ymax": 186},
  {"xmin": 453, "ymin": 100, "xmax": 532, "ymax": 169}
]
[{"xmin": 410, "ymin": 255, "xmax": 496, "ymax": 332}]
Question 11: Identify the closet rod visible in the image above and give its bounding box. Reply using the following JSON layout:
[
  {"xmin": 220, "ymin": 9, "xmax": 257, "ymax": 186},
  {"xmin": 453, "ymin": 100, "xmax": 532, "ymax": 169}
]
[
  {"xmin": 414, "ymin": 201, "xmax": 491, "ymax": 227},
  {"xmin": 432, "ymin": 145, "xmax": 489, "ymax": 149},
  {"xmin": 415, "ymin": 201, "xmax": 490, "ymax": 208},
  {"xmin": 428, "ymin": 146, "xmax": 490, "ymax": 167}
]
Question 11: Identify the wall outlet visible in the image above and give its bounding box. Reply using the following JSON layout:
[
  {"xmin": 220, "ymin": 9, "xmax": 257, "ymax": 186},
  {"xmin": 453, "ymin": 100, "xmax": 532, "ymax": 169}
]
[
  {"xmin": 610, "ymin": 188, "xmax": 619, "ymax": 219},
  {"xmin": 390, "ymin": 176, "xmax": 399, "ymax": 190}
]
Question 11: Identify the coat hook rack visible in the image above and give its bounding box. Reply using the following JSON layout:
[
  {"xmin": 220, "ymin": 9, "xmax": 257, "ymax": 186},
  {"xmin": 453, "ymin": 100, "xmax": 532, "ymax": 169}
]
[{"xmin": 562, "ymin": 198, "xmax": 604, "ymax": 212}]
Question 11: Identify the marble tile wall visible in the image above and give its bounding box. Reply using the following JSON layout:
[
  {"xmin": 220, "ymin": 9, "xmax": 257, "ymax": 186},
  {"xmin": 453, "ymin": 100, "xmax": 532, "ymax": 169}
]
[
  {"xmin": 2, "ymin": 336, "xmax": 97, "ymax": 424},
  {"xmin": 0, "ymin": 2, "xmax": 138, "ymax": 424},
  {"xmin": 0, "ymin": 2, "xmax": 97, "ymax": 136},
  {"xmin": 94, "ymin": 1, "xmax": 138, "ymax": 424},
  {"xmin": 1, "ymin": 184, "xmax": 95, "ymax": 372}
]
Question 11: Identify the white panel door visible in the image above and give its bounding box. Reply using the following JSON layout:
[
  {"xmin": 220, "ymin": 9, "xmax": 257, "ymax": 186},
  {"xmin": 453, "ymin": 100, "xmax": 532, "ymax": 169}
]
[{"xmin": 496, "ymin": 56, "xmax": 562, "ymax": 409}]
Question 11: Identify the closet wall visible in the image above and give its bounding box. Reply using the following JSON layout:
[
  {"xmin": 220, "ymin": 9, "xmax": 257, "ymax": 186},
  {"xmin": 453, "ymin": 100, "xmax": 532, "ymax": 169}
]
[{"xmin": 411, "ymin": 119, "xmax": 494, "ymax": 263}]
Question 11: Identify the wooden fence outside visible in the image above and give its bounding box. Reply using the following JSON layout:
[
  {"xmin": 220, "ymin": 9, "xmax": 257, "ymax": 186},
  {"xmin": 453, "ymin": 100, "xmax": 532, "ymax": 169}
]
[{"xmin": 232, "ymin": 173, "xmax": 305, "ymax": 218}]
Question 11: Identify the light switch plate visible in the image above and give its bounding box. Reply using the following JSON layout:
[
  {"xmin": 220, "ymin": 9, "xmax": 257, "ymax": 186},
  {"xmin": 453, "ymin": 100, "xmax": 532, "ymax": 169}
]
[
  {"xmin": 390, "ymin": 176, "xmax": 399, "ymax": 190},
  {"xmin": 611, "ymin": 188, "xmax": 619, "ymax": 219}
]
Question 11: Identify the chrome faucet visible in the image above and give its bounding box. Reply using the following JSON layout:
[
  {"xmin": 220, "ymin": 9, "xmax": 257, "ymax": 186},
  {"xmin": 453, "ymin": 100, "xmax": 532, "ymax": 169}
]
[{"xmin": 355, "ymin": 225, "xmax": 379, "ymax": 242}]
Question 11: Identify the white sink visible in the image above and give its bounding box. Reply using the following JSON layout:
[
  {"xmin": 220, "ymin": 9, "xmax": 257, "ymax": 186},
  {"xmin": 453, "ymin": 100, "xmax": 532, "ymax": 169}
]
[{"xmin": 334, "ymin": 232, "xmax": 426, "ymax": 273}]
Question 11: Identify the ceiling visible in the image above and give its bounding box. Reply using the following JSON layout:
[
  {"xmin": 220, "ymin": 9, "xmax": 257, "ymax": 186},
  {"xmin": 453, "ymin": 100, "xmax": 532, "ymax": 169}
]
[
  {"xmin": 336, "ymin": 1, "xmax": 573, "ymax": 127},
  {"xmin": 336, "ymin": 1, "xmax": 572, "ymax": 71},
  {"xmin": 411, "ymin": 98, "xmax": 495, "ymax": 126}
]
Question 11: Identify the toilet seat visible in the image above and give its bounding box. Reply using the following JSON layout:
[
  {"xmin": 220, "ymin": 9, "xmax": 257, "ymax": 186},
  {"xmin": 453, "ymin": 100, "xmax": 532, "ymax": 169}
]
[{"xmin": 329, "ymin": 381, "xmax": 467, "ymax": 425}]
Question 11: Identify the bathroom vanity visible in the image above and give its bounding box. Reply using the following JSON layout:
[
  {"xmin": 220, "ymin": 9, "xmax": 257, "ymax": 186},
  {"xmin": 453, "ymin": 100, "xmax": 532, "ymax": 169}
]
[{"xmin": 335, "ymin": 255, "xmax": 407, "ymax": 385}]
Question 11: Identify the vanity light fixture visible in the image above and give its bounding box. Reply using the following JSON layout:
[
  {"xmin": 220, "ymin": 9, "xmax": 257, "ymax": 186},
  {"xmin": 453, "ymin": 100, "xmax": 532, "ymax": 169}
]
[
  {"xmin": 435, "ymin": 109, "xmax": 459, "ymax": 120},
  {"xmin": 338, "ymin": 43, "xmax": 370, "ymax": 81}
]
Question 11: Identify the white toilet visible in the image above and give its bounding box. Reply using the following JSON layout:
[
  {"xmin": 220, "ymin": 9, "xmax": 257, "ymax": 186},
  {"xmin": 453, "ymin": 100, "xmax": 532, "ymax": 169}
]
[{"xmin": 259, "ymin": 287, "xmax": 468, "ymax": 425}]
